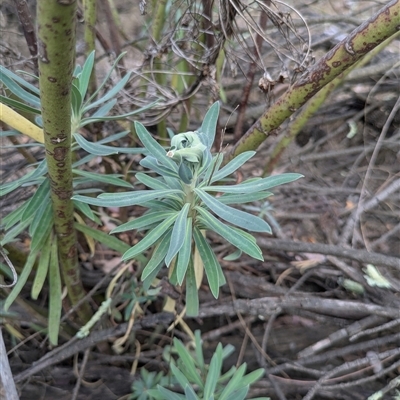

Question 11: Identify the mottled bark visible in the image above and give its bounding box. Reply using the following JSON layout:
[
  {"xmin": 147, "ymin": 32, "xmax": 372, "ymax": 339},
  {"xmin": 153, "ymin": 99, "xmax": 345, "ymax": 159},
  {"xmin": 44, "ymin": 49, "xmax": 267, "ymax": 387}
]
[{"xmin": 37, "ymin": 0, "xmax": 91, "ymax": 322}]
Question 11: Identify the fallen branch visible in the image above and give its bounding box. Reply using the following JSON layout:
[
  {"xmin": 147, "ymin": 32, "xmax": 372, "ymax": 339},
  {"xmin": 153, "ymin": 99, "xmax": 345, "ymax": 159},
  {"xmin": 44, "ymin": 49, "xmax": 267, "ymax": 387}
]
[{"xmin": 257, "ymin": 238, "xmax": 400, "ymax": 269}]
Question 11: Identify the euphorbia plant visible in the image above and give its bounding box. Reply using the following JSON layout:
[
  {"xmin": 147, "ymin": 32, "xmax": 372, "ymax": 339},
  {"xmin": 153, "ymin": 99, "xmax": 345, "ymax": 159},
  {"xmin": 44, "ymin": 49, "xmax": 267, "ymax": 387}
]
[{"xmin": 73, "ymin": 102, "xmax": 302, "ymax": 316}]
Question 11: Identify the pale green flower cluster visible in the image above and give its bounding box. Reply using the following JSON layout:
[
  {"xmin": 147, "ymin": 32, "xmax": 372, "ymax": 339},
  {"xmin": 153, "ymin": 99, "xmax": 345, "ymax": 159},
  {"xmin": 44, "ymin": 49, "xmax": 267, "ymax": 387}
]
[{"xmin": 166, "ymin": 131, "xmax": 209, "ymax": 184}]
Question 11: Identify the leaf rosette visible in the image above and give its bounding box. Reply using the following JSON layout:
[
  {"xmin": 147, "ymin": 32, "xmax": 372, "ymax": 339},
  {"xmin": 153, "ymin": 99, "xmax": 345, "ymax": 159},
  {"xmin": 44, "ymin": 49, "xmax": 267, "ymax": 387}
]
[{"xmin": 73, "ymin": 101, "xmax": 303, "ymax": 316}]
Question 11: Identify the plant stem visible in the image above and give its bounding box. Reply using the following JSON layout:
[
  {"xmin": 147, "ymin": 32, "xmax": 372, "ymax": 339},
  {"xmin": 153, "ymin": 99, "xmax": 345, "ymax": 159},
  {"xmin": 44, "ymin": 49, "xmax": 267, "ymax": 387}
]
[
  {"xmin": 262, "ymin": 31, "xmax": 400, "ymax": 176},
  {"xmin": 37, "ymin": 0, "xmax": 91, "ymax": 322},
  {"xmin": 83, "ymin": 0, "xmax": 97, "ymax": 93},
  {"xmin": 225, "ymin": 0, "xmax": 400, "ymax": 162}
]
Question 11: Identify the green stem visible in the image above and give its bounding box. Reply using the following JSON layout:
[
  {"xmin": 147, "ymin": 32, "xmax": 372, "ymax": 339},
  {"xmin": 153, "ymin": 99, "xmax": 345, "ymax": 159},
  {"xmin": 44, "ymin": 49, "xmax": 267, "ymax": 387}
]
[
  {"xmin": 263, "ymin": 31, "xmax": 400, "ymax": 176},
  {"xmin": 152, "ymin": 0, "xmax": 168, "ymax": 143},
  {"xmin": 225, "ymin": 0, "xmax": 400, "ymax": 163},
  {"xmin": 83, "ymin": 0, "xmax": 97, "ymax": 93},
  {"xmin": 37, "ymin": 0, "xmax": 91, "ymax": 323}
]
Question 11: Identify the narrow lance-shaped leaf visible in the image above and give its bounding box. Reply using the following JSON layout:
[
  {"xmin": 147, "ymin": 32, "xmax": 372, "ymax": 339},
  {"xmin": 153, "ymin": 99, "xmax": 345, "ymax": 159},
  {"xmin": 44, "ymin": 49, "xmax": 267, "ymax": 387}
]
[
  {"xmin": 193, "ymin": 227, "xmax": 221, "ymax": 298},
  {"xmin": 73, "ymin": 189, "xmax": 182, "ymax": 207},
  {"xmin": 195, "ymin": 188, "xmax": 271, "ymax": 233},
  {"xmin": 76, "ymin": 50, "xmax": 95, "ymax": 98},
  {"xmin": 218, "ymin": 191, "xmax": 273, "ymax": 205},
  {"xmin": 176, "ymin": 217, "xmax": 193, "ymax": 285},
  {"xmin": 204, "ymin": 344, "xmax": 223, "ymax": 399},
  {"xmin": 48, "ymin": 235, "xmax": 62, "ymax": 346},
  {"xmin": 21, "ymin": 179, "xmax": 50, "ymax": 221},
  {"xmin": 203, "ymin": 173, "xmax": 304, "ymax": 194},
  {"xmin": 83, "ymin": 72, "xmax": 131, "ymax": 112},
  {"xmin": 195, "ymin": 206, "xmax": 263, "ymax": 260},
  {"xmin": 135, "ymin": 121, "xmax": 178, "ymax": 171},
  {"xmin": 122, "ymin": 214, "xmax": 178, "ymax": 261},
  {"xmin": 0, "ymin": 70, "xmax": 41, "ymax": 108},
  {"xmin": 173, "ymin": 337, "xmax": 203, "ymax": 387},
  {"xmin": 31, "ymin": 233, "xmax": 51, "ymax": 300},
  {"xmin": 4, "ymin": 249, "xmax": 39, "ymax": 310},
  {"xmin": 73, "ymin": 133, "xmax": 145, "ymax": 156},
  {"xmin": 198, "ymin": 101, "xmax": 220, "ymax": 149},
  {"xmin": 30, "ymin": 204, "xmax": 54, "ymax": 252},
  {"xmin": 210, "ymin": 151, "xmax": 256, "ymax": 183},
  {"xmin": 0, "ymin": 66, "xmax": 40, "ymax": 95},
  {"xmin": 84, "ymin": 52, "xmax": 127, "ymax": 105},
  {"xmin": 141, "ymin": 233, "xmax": 171, "ymax": 281},
  {"xmin": 165, "ymin": 203, "xmax": 190, "ymax": 266},
  {"xmin": 185, "ymin": 258, "xmax": 199, "ymax": 317},
  {"xmin": 72, "ymin": 169, "xmax": 133, "ymax": 188},
  {"xmin": 135, "ymin": 172, "xmax": 170, "ymax": 190},
  {"xmin": 111, "ymin": 211, "xmax": 175, "ymax": 234},
  {"xmin": 140, "ymin": 156, "xmax": 180, "ymax": 179},
  {"xmin": 89, "ymin": 99, "xmax": 117, "ymax": 119}
]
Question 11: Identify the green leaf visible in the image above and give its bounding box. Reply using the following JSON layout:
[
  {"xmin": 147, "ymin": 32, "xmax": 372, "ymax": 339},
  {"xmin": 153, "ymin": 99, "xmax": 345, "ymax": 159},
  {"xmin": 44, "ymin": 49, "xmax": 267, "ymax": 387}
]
[
  {"xmin": 111, "ymin": 211, "xmax": 174, "ymax": 234},
  {"xmin": 0, "ymin": 181, "xmax": 20, "ymax": 197},
  {"xmin": 22, "ymin": 179, "xmax": 50, "ymax": 221},
  {"xmin": 165, "ymin": 203, "xmax": 190, "ymax": 266},
  {"xmin": 73, "ymin": 133, "xmax": 119, "ymax": 155},
  {"xmin": 210, "ymin": 151, "xmax": 256, "ymax": 183},
  {"xmin": 176, "ymin": 218, "xmax": 192, "ymax": 285},
  {"xmin": 198, "ymin": 101, "xmax": 220, "ymax": 149},
  {"xmin": 194, "ymin": 330, "xmax": 205, "ymax": 370},
  {"xmin": 31, "ymin": 233, "xmax": 52, "ymax": 300},
  {"xmin": 183, "ymin": 385, "xmax": 199, "ymax": 400},
  {"xmin": 135, "ymin": 172, "xmax": 170, "ymax": 190},
  {"xmin": 185, "ymin": 258, "xmax": 199, "ymax": 317},
  {"xmin": 193, "ymin": 227, "xmax": 221, "ymax": 298},
  {"xmin": 218, "ymin": 191, "xmax": 273, "ymax": 205},
  {"xmin": 1, "ymin": 67, "xmax": 40, "ymax": 95},
  {"xmin": 73, "ymin": 133, "xmax": 144, "ymax": 156},
  {"xmin": 204, "ymin": 344, "xmax": 223, "ymax": 399},
  {"xmin": 153, "ymin": 386, "xmax": 184, "ymax": 400},
  {"xmin": 73, "ymin": 200, "xmax": 100, "ymax": 224},
  {"xmin": 71, "ymin": 83, "xmax": 83, "ymax": 118},
  {"xmin": 173, "ymin": 338, "xmax": 203, "ymax": 387},
  {"xmin": 2, "ymin": 202, "xmax": 28, "ymax": 230},
  {"xmin": 81, "ymin": 100, "xmax": 160, "ymax": 125},
  {"xmin": 97, "ymin": 130, "xmax": 129, "ymax": 144},
  {"xmin": 90, "ymin": 99, "xmax": 117, "ymax": 118},
  {"xmin": 30, "ymin": 204, "xmax": 53, "ymax": 252},
  {"xmin": 226, "ymin": 387, "xmax": 249, "ymax": 400},
  {"xmin": 29, "ymin": 189, "xmax": 50, "ymax": 237},
  {"xmin": 84, "ymin": 52, "xmax": 126, "ymax": 104},
  {"xmin": 76, "ymin": 50, "xmax": 95, "ymax": 98},
  {"xmin": 122, "ymin": 214, "xmax": 178, "ymax": 261},
  {"xmin": 0, "ymin": 218, "xmax": 32, "ymax": 246},
  {"xmin": 73, "ymin": 189, "xmax": 182, "ymax": 207},
  {"xmin": 203, "ymin": 173, "xmax": 303, "ymax": 194},
  {"xmin": 223, "ymin": 249, "xmax": 242, "ymax": 261},
  {"xmin": 48, "ymin": 235, "xmax": 62, "ymax": 346},
  {"xmin": 170, "ymin": 363, "xmax": 191, "ymax": 391},
  {"xmin": 135, "ymin": 122, "xmax": 178, "ymax": 171},
  {"xmin": 202, "ymin": 153, "xmax": 224, "ymax": 184},
  {"xmin": 0, "ymin": 95, "xmax": 41, "ymax": 115},
  {"xmin": 74, "ymin": 223, "xmax": 148, "ymax": 261},
  {"xmin": 141, "ymin": 234, "xmax": 171, "ymax": 281},
  {"xmin": 237, "ymin": 368, "xmax": 265, "ymax": 388},
  {"xmin": 195, "ymin": 189, "xmax": 271, "ymax": 233},
  {"xmin": 140, "ymin": 156, "xmax": 180, "ymax": 179},
  {"xmin": 0, "ymin": 68, "xmax": 41, "ymax": 108},
  {"xmin": 83, "ymin": 71, "xmax": 131, "ymax": 112},
  {"xmin": 72, "ymin": 169, "xmax": 133, "ymax": 188},
  {"xmin": 4, "ymin": 249, "xmax": 39, "ymax": 310},
  {"xmin": 195, "ymin": 207, "xmax": 263, "ymax": 260},
  {"xmin": 219, "ymin": 364, "xmax": 247, "ymax": 400}
]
